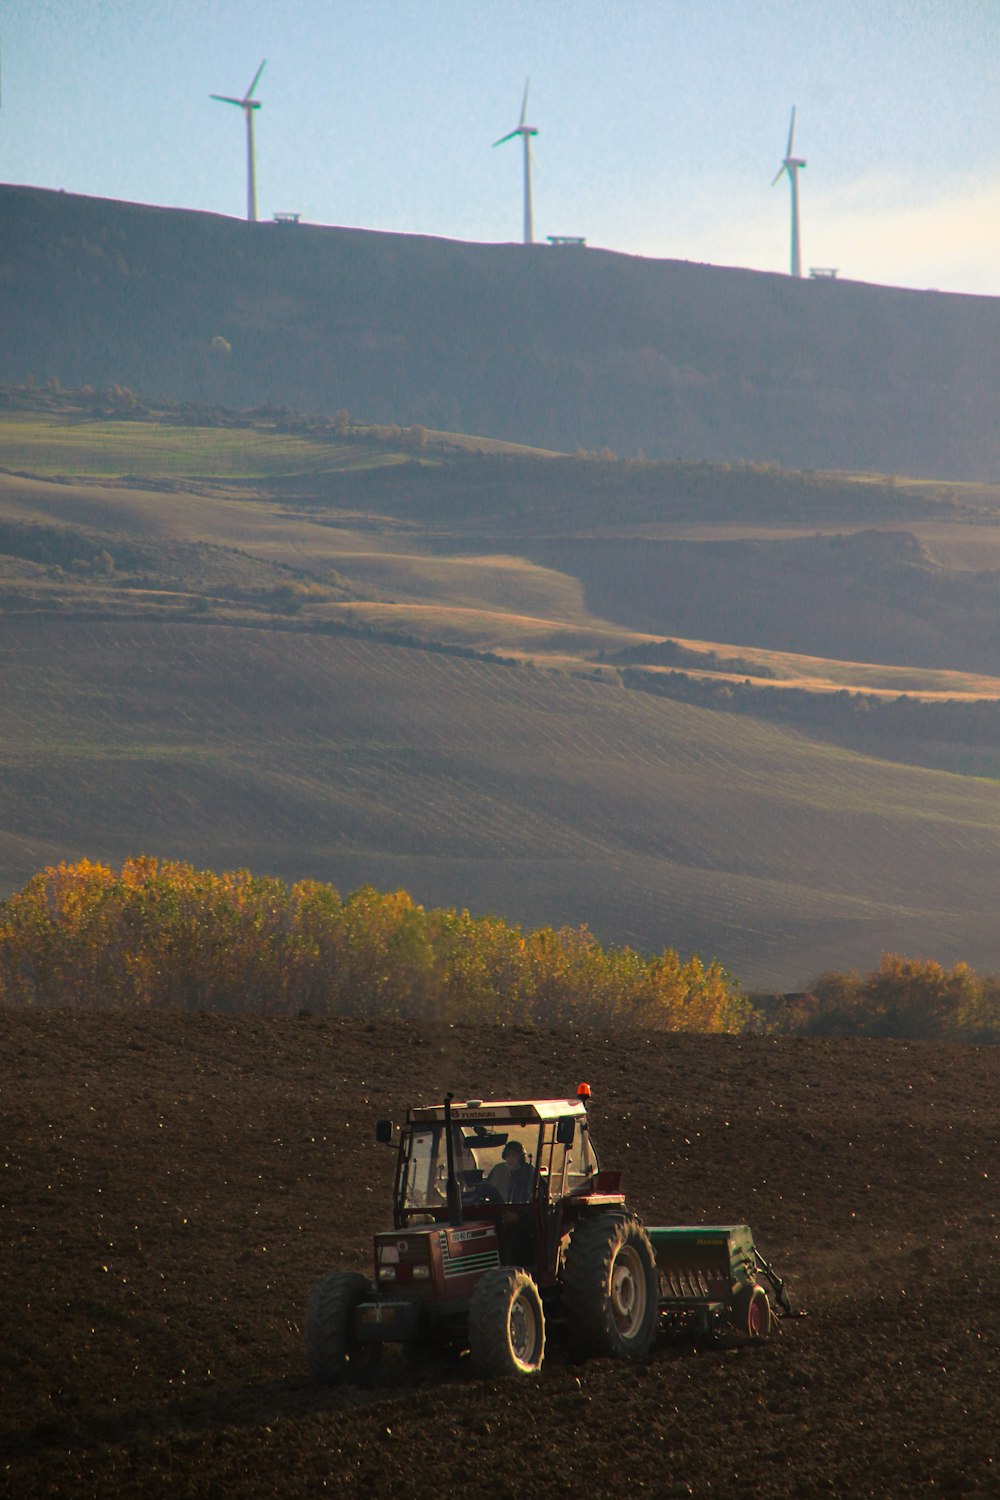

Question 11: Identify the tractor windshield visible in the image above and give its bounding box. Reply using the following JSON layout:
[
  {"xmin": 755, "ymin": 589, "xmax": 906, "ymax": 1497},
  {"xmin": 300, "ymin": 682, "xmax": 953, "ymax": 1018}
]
[{"xmin": 398, "ymin": 1114, "xmax": 598, "ymax": 1216}]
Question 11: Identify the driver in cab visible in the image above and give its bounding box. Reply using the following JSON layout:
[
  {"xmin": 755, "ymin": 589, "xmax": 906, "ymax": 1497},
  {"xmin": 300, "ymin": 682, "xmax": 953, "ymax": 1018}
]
[{"xmin": 487, "ymin": 1140, "xmax": 534, "ymax": 1204}]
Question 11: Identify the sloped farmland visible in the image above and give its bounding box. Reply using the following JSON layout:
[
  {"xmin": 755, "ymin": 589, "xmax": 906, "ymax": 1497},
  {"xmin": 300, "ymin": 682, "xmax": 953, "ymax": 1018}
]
[{"xmin": 2, "ymin": 620, "xmax": 999, "ymax": 989}]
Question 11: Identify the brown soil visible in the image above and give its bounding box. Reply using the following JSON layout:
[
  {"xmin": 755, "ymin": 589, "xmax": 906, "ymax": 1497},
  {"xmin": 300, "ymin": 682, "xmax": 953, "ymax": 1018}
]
[{"xmin": 2, "ymin": 1011, "xmax": 997, "ymax": 1498}]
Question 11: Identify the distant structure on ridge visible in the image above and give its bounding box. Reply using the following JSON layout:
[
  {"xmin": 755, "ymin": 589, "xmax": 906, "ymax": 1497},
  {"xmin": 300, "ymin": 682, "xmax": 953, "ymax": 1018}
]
[
  {"xmin": 211, "ymin": 59, "xmax": 266, "ymax": 223},
  {"xmin": 772, "ymin": 106, "xmax": 806, "ymax": 278},
  {"xmin": 493, "ymin": 79, "xmax": 539, "ymax": 245}
]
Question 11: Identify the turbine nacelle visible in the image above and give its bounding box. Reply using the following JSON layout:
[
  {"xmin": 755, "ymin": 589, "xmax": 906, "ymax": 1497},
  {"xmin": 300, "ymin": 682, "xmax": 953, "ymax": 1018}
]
[
  {"xmin": 772, "ymin": 157, "xmax": 806, "ymax": 186},
  {"xmin": 210, "ymin": 95, "xmax": 262, "ymax": 111},
  {"xmin": 492, "ymin": 126, "xmax": 537, "ymax": 147}
]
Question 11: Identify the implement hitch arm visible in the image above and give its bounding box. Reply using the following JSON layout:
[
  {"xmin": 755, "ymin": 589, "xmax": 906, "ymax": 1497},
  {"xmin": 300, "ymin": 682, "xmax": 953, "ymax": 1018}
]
[{"xmin": 754, "ymin": 1248, "xmax": 793, "ymax": 1317}]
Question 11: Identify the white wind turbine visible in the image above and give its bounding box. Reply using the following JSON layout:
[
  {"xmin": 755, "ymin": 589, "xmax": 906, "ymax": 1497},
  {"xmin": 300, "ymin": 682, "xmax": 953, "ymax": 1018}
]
[
  {"xmin": 493, "ymin": 79, "xmax": 539, "ymax": 245},
  {"xmin": 772, "ymin": 106, "xmax": 806, "ymax": 277},
  {"xmin": 211, "ymin": 60, "xmax": 266, "ymax": 223}
]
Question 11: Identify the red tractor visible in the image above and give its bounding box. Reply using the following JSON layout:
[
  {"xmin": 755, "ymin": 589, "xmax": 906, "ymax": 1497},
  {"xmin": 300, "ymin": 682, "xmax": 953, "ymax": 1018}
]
[{"xmin": 306, "ymin": 1085, "xmax": 789, "ymax": 1381}]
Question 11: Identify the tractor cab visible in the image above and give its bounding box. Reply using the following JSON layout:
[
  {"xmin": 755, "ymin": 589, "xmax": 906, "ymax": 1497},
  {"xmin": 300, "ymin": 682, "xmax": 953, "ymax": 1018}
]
[
  {"xmin": 396, "ymin": 1098, "xmax": 600, "ymax": 1219},
  {"xmin": 382, "ymin": 1093, "xmax": 616, "ymax": 1288}
]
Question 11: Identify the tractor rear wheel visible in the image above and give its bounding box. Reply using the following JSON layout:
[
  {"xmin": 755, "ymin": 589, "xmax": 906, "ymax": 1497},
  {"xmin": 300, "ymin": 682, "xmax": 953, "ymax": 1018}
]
[
  {"xmin": 306, "ymin": 1271, "xmax": 383, "ymax": 1384},
  {"xmin": 468, "ymin": 1267, "xmax": 545, "ymax": 1377},
  {"xmin": 731, "ymin": 1282, "xmax": 772, "ymax": 1340},
  {"xmin": 563, "ymin": 1214, "xmax": 658, "ymax": 1361}
]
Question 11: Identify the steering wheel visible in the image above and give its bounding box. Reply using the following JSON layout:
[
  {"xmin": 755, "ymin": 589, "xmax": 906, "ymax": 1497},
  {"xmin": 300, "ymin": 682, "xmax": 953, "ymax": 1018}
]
[{"xmin": 464, "ymin": 1181, "xmax": 503, "ymax": 1205}]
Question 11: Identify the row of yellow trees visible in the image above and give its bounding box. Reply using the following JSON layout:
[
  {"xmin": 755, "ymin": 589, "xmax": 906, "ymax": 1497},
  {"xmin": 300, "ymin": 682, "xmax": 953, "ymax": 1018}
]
[
  {"xmin": 3, "ymin": 860, "xmax": 997, "ymax": 1039},
  {"xmin": 0, "ymin": 858, "xmax": 749, "ymax": 1031}
]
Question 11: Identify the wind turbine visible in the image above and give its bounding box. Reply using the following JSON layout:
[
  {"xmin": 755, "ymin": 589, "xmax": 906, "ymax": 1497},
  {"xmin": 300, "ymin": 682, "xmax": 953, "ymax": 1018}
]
[
  {"xmin": 211, "ymin": 60, "xmax": 266, "ymax": 223},
  {"xmin": 493, "ymin": 79, "xmax": 538, "ymax": 245},
  {"xmin": 772, "ymin": 106, "xmax": 806, "ymax": 277}
]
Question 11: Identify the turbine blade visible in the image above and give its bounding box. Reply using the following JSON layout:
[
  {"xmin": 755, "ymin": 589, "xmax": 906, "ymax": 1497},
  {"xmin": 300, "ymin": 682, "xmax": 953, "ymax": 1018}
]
[
  {"xmin": 519, "ymin": 77, "xmax": 530, "ymax": 128},
  {"xmin": 771, "ymin": 164, "xmax": 787, "ymax": 186},
  {"xmin": 211, "ymin": 94, "xmax": 244, "ymax": 106},
  {"xmin": 786, "ymin": 105, "xmax": 796, "ymax": 159},
  {"xmin": 493, "ymin": 129, "xmax": 519, "ymax": 147},
  {"xmin": 245, "ymin": 58, "xmax": 266, "ymax": 101}
]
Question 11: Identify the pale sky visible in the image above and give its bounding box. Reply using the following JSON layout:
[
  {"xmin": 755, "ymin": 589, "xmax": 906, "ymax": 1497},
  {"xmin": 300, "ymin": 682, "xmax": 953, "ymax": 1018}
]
[{"xmin": 4, "ymin": 0, "xmax": 1000, "ymax": 294}]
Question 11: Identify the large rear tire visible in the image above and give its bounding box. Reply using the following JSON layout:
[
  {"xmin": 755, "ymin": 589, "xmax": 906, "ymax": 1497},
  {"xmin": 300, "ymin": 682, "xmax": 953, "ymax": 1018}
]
[
  {"xmin": 306, "ymin": 1271, "xmax": 383, "ymax": 1385},
  {"xmin": 563, "ymin": 1214, "xmax": 658, "ymax": 1361},
  {"xmin": 468, "ymin": 1267, "xmax": 545, "ymax": 1377}
]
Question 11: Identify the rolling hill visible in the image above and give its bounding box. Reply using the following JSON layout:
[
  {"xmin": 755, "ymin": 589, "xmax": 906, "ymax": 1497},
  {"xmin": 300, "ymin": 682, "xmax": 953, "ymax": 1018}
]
[
  {"xmin": 2, "ymin": 397, "xmax": 999, "ymax": 991},
  {"xmin": 5, "ymin": 182, "xmax": 1000, "ymax": 478}
]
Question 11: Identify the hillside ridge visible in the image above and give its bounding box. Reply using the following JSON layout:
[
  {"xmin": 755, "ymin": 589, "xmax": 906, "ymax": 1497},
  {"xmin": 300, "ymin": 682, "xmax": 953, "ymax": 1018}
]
[{"xmin": 4, "ymin": 183, "xmax": 1000, "ymax": 478}]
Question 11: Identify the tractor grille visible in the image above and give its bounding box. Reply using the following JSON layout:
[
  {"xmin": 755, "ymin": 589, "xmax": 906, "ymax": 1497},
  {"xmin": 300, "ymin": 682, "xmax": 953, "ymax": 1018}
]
[{"xmin": 439, "ymin": 1235, "xmax": 500, "ymax": 1281}]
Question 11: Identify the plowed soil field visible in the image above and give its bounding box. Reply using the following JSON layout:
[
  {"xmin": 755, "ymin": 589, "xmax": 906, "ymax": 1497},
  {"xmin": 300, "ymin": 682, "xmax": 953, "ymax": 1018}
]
[{"xmin": 2, "ymin": 1011, "xmax": 997, "ymax": 1498}]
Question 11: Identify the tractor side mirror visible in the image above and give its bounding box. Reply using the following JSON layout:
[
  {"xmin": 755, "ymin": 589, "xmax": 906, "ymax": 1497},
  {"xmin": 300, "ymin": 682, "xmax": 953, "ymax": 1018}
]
[
  {"xmin": 556, "ymin": 1117, "xmax": 576, "ymax": 1146},
  {"xmin": 375, "ymin": 1119, "xmax": 395, "ymax": 1145}
]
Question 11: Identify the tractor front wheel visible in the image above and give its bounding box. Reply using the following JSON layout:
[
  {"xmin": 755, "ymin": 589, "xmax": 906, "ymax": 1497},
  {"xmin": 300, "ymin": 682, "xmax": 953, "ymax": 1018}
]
[
  {"xmin": 306, "ymin": 1271, "xmax": 383, "ymax": 1385},
  {"xmin": 563, "ymin": 1214, "xmax": 658, "ymax": 1362},
  {"xmin": 468, "ymin": 1267, "xmax": 545, "ymax": 1377}
]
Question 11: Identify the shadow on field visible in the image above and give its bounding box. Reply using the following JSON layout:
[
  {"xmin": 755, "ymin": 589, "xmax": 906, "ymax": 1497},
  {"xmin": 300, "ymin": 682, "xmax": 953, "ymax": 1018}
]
[
  {"xmin": 7, "ymin": 1332, "xmax": 762, "ymax": 1461},
  {"xmin": 6, "ymin": 1374, "xmax": 364, "ymax": 1458}
]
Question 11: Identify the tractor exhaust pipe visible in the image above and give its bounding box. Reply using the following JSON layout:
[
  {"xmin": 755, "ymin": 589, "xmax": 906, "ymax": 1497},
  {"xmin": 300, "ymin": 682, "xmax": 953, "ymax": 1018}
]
[{"xmin": 443, "ymin": 1092, "xmax": 463, "ymax": 1227}]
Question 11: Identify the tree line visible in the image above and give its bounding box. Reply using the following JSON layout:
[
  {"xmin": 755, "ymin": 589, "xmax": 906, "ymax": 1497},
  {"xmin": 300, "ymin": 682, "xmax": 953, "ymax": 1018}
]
[
  {"xmin": 0, "ymin": 859, "xmax": 746, "ymax": 1032},
  {"xmin": 1, "ymin": 859, "xmax": 997, "ymax": 1040},
  {"xmin": 762, "ymin": 953, "xmax": 1000, "ymax": 1042}
]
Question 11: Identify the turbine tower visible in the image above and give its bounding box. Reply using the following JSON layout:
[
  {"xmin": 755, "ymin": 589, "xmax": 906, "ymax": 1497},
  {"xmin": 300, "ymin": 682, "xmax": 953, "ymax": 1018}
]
[
  {"xmin": 211, "ymin": 60, "xmax": 266, "ymax": 223},
  {"xmin": 772, "ymin": 106, "xmax": 806, "ymax": 277},
  {"xmin": 493, "ymin": 79, "xmax": 538, "ymax": 245}
]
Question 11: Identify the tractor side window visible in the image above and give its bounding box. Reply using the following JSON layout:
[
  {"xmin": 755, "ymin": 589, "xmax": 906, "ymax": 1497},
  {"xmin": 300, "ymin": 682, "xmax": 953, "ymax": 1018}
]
[
  {"xmin": 401, "ymin": 1129, "xmax": 443, "ymax": 1209},
  {"xmin": 565, "ymin": 1123, "xmax": 599, "ymax": 1194},
  {"xmin": 544, "ymin": 1141, "xmax": 569, "ymax": 1194},
  {"xmin": 401, "ymin": 1125, "xmax": 480, "ymax": 1210}
]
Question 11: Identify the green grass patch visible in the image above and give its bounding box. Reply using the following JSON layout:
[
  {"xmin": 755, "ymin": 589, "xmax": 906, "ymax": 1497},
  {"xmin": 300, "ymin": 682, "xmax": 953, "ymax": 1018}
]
[{"xmin": 0, "ymin": 413, "xmax": 410, "ymax": 480}]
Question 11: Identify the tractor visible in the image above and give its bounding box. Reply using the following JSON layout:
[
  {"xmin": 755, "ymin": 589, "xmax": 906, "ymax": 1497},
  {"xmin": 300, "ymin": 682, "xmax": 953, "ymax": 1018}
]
[{"xmin": 306, "ymin": 1084, "xmax": 789, "ymax": 1381}]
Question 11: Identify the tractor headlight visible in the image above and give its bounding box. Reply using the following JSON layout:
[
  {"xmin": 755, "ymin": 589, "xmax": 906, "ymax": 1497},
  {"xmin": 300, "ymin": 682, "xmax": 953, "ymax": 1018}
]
[
  {"xmin": 412, "ymin": 1265, "xmax": 430, "ymax": 1280},
  {"xmin": 380, "ymin": 1266, "xmax": 397, "ymax": 1281}
]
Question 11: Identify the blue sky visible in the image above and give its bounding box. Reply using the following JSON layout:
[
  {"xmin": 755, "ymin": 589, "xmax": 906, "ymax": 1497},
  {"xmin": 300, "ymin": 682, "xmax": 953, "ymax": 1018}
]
[{"xmin": 5, "ymin": 0, "xmax": 1000, "ymax": 294}]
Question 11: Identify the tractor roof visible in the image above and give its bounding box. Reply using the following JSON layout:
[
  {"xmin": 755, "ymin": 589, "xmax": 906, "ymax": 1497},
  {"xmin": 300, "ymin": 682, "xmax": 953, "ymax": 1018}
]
[{"xmin": 410, "ymin": 1096, "xmax": 589, "ymax": 1125}]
